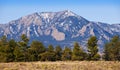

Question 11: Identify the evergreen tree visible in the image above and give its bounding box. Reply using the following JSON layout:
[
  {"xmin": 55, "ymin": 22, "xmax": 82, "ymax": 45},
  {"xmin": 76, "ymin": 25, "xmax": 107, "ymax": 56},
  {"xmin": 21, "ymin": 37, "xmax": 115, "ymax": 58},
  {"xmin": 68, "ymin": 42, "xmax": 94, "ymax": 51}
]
[
  {"xmin": 111, "ymin": 36, "xmax": 120, "ymax": 61},
  {"xmin": 0, "ymin": 36, "xmax": 7, "ymax": 62},
  {"xmin": 0, "ymin": 38, "xmax": 15, "ymax": 62},
  {"xmin": 55, "ymin": 45, "xmax": 62, "ymax": 60},
  {"xmin": 47, "ymin": 44, "xmax": 54, "ymax": 52},
  {"xmin": 87, "ymin": 36, "xmax": 100, "ymax": 60},
  {"xmin": 8, "ymin": 39, "xmax": 17, "ymax": 51},
  {"xmin": 29, "ymin": 41, "xmax": 45, "ymax": 61},
  {"xmin": 18, "ymin": 34, "xmax": 29, "ymax": 61},
  {"xmin": 62, "ymin": 47, "xmax": 72, "ymax": 61},
  {"xmin": 6, "ymin": 39, "xmax": 17, "ymax": 62},
  {"xmin": 40, "ymin": 44, "xmax": 55, "ymax": 61},
  {"xmin": 0, "ymin": 35, "xmax": 8, "ymax": 45},
  {"xmin": 72, "ymin": 42, "xmax": 87, "ymax": 60},
  {"xmin": 72, "ymin": 42, "xmax": 80, "ymax": 60},
  {"xmin": 40, "ymin": 52, "xmax": 56, "ymax": 61},
  {"xmin": 4, "ymin": 45, "xmax": 13, "ymax": 62},
  {"xmin": 14, "ymin": 46, "xmax": 25, "ymax": 61},
  {"xmin": 0, "ymin": 49, "xmax": 5, "ymax": 62},
  {"xmin": 103, "ymin": 36, "xmax": 120, "ymax": 61},
  {"xmin": 21, "ymin": 34, "xmax": 29, "ymax": 45},
  {"xmin": 0, "ymin": 46, "xmax": 6, "ymax": 62},
  {"xmin": 19, "ymin": 34, "xmax": 29, "ymax": 50}
]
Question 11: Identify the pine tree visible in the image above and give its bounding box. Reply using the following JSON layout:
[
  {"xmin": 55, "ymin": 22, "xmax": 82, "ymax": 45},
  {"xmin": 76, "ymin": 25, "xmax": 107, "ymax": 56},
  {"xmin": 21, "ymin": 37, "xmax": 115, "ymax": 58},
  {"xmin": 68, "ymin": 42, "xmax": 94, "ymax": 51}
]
[
  {"xmin": 47, "ymin": 44, "xmax": 54, "ymax": 52},
  {"xmin": 29, "ymin": 41, "xmax": 45, "ymax": 61},
  {"xmin": 72, "ymin": 42, "xmax": 80, "ymax": 60},
  {"xmin": 19, "ymin": 34, "xmax": 29, "ymax": 50},
  {"xmin": 0, "ymin": 38, "xmax": 6, "ymax": 62},
  {"xmin": 0, "ymin": 46, "xmax": 5, "ymax": 62},
  {"xmin": 55, "ymin": 45, "xmax": 62, "ymax": 61},
  {"xmin": 40, "ymin": 44, "xmax": 56, "ymax": 61},
  {"xmin": 4, "ymin": 44, "xmax": 15, "ymax": 62},
  {"xmin": 103, "ymin": 36, "xmax": 120, "ymax": 61},
  {"xmin": 14, "ymin": 46, "xmax": 24, "ymax": 61},
  {"xmin": 18, "ymin": 34, "xmax": 29, "ymax": 61},
  {"xmin": 40, "ymin": 52, "xmax": 56, "ymax": 61},
  {"xmin": 0, "ymin": 38, "xmax": 15, "ymax": 62},
  {"xmin": 6, "ymin": 39, "xmax": 17, "ymax": 62},
  {"xmin": 21, "ymin": 34, "xmax": 29, "ymax": 45},
  {"xmin": 0, "ymin": 35, "xmax": 8, "ymax": 45},
  {"xmin": 62, "ymin": 47, "xmax": 72, "ymax": 61},
  {"xmin": 72, "ymin": 42, "xmax": 87, "ymax": 60},
  {"xmin": 111, "ymin": 36, "xmax": 120, "ymax": 61},
  {"xmin": 87, "ymin": 36, "xmax": 100, "ymax": 60},
  {"xmin": 0, "ymin": 35, "xmax": 8, "ymax": 62}
]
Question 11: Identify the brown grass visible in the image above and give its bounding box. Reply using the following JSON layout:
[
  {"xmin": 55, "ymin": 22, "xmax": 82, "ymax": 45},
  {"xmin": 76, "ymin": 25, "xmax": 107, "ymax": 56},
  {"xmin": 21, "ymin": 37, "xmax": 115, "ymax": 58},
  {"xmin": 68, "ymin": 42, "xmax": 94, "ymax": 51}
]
[{"xmin": 0, "ymin": 61, "xmax": 120, "ymax": 70}]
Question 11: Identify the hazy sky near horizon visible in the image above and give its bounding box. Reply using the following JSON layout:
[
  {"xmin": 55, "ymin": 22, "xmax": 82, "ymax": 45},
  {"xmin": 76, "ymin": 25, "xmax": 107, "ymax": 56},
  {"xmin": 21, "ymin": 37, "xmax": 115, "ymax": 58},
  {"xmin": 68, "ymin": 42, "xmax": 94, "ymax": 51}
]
[{"xmin": 0, "ymin": 0, "xmax": 120, "ymax": 24}]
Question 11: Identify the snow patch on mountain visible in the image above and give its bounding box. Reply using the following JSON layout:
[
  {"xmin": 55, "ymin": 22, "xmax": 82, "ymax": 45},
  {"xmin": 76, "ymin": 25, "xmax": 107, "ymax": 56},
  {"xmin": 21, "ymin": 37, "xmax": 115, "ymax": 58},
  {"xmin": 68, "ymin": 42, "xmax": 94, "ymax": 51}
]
[{"xmin": 64, "ymin": 10, "xmax": 75, "ymax": 16}]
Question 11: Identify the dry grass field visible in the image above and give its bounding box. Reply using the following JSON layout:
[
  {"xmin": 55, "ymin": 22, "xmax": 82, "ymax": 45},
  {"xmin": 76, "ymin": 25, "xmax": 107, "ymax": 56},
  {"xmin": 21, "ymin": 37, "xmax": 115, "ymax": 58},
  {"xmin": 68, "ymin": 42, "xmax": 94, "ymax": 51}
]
[{"xmin": 0, "ymin": 61, "xmax": 120, "ymax": 70}]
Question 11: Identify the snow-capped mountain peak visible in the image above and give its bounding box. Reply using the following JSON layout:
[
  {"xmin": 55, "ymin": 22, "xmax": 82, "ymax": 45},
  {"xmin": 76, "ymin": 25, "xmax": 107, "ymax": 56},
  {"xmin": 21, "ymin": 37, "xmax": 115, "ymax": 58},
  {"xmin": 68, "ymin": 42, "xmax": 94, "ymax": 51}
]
[{"xmin": 62, "ymin": 10, "xmax": 76, "ymax": 16}]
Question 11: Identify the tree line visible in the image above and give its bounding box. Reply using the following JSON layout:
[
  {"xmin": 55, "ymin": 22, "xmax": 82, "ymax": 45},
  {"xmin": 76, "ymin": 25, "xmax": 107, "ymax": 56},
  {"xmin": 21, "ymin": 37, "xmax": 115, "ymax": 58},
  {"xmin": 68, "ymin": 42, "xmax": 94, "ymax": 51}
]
[{"xmin": 0, "ymin": 34, "xmax": 120, "ymax": 62}]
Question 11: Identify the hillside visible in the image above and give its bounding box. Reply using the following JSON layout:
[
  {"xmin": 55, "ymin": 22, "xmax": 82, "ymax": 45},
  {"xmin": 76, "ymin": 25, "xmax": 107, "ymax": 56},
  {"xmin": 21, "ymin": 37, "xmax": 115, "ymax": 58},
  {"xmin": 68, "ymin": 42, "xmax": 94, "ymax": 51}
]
[{"xmin": 0, "ymin": 10, "xmax": 120, "ymax": 51}]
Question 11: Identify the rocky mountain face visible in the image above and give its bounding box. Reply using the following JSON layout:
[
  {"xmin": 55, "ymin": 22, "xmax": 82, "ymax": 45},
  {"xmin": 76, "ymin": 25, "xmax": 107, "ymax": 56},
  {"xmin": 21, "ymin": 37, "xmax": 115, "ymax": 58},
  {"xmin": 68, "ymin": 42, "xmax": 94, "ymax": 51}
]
[{"xmin": 0, "ymin": 10, "xmax": 120, "ymax": 51}]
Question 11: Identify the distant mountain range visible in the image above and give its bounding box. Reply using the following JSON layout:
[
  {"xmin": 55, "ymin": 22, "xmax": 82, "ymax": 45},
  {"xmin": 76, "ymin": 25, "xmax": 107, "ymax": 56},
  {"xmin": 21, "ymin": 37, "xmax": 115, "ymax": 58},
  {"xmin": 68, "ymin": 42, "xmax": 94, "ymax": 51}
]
[{"xmin": 0, "ymin": 10, "xmax": 120, "ymax": 52}]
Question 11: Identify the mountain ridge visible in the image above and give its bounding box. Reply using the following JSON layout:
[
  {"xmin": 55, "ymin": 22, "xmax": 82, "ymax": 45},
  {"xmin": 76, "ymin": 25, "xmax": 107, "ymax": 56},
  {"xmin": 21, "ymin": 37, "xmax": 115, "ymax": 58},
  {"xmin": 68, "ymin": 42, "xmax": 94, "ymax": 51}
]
[{"xmin": 0, "ymin": 10, "xmax": 120, "ymax": 52}]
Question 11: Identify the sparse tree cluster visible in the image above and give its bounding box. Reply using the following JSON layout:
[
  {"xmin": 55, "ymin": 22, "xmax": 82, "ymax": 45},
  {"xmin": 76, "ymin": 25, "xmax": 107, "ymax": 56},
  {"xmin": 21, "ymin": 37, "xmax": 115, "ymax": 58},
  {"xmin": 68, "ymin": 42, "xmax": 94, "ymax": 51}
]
[{"xmin": 0, "ymin": 34, "xmax": 119, "ymax": 62}]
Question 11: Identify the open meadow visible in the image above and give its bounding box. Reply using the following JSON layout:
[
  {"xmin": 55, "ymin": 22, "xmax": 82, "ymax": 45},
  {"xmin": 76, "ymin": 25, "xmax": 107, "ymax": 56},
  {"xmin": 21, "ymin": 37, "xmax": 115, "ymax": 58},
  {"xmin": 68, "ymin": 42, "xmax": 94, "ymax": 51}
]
[{"xmin": 0, "ymin": 61, "xmax": 120, "ymax": 70}]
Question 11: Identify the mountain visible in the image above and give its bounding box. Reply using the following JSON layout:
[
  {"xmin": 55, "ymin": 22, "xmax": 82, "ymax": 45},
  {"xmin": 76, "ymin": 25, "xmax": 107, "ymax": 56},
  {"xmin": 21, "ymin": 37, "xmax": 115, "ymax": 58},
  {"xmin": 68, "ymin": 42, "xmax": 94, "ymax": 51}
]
[{"xmin": 0, "ymin": 10, "xmax": 120, "ymax": 52}]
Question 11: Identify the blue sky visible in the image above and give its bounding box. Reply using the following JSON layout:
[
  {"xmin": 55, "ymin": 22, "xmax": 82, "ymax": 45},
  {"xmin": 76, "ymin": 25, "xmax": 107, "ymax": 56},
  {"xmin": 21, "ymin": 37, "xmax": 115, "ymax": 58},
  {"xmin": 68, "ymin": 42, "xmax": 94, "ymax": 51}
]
[{"xmin": 0, "ymin": 0, "xmax": 120, "ymax": 24}]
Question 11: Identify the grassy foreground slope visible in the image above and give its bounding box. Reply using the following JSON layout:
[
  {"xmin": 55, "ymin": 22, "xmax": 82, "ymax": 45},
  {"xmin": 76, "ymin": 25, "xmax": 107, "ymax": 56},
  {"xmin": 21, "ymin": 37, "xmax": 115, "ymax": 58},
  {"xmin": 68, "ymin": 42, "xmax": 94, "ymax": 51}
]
[{"xmin": 0, "ymin": 61, "xmax": 120, "ymax": 70}]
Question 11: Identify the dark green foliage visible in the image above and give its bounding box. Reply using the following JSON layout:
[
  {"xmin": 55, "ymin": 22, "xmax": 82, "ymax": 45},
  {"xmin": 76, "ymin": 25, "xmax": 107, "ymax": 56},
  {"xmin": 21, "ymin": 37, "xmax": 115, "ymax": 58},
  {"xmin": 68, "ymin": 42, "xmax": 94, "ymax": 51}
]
[
  {"xmin": 21, "ymin": 34, "xmax": 29, "ymax": 44},
  {"xmin": 40, "ymin": 45, "xmax": 56, "ymax": 61},
  {"xmin": 0, "ymin": 52, "xmax": 6, "ymax": 62},
  {"xmin": 14, "ymin": 46, "xmax": 25, "ymax": 62},
  {"xmin": 87, "ymin": 36, "xmax": 100, "ymax": 60},
  {"xmin": 0, "ymin": 35, "xmax": 8, "ymax": 45},
  {"xmin": 62, "ymin": 47, "xmax": 72, "ymax": 61},
  {"xmin": 0, "ymin": 36, "xmax": 7, "ymax": 62},
  {"xmin": 40, "ymin": 52, "xmax": 56, "ymax": 61},
  {"xmin": 47, "ymin": 44, "xmax": 54, "ymax": 52},
  {"xmin": 0, "ymin": 38, "xmax": 15, "ymax": 62},
  {"xmin": 30, "ymin": 41, "xmax": 45, "ymax": 53},
  {"xmin": 1, "ymin": 45, "xmax": 14, "ymax": 62},
  {"xmin": 72, "ymin": 42, "xmax": 87, "ymax": 60},
  {"xmin": 19, "ymin": 34, "xmax": 29, "ymax": 49},
  {"xmin": 5, "ymin": 39, "xmax": 17, "ymax": 62},
  {"xmin": 0, "ymin": 34, "xmax": 120, "ymax": 62},
  {"xmin": 19, "ymin": 34, "xmax": 29, "ymax": 61},
  {"xmin": 55, "ymin": 45, "xmax": 62, "ymax": 60},
  {"xmin": 72, "ymin": 42, "xmax": 80, "ymax": 60},
  {"xmin": 103, "ymin": 36, "xmax": 120, "ymax": 61},
  {"xmin": 28, "ymin": 41, "xmax": 45, "ymax": 61},
  {"xmin": 8, "ymin": 39, "xmax": 17, "ymax": 48}
]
